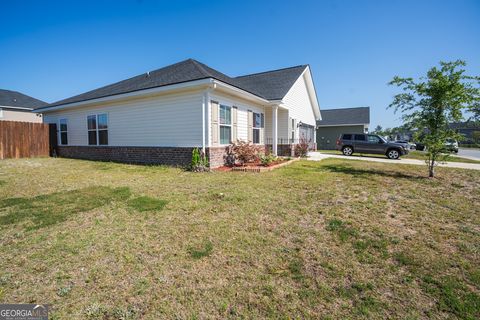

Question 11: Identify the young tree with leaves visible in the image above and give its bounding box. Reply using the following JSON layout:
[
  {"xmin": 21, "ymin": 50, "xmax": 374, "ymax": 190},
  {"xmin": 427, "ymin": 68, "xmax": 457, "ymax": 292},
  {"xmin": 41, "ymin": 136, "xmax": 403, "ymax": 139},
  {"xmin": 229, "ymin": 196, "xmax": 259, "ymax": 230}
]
[{"xmin": 389, "ymin": 60, "xmax": 480, "ymax": 177}]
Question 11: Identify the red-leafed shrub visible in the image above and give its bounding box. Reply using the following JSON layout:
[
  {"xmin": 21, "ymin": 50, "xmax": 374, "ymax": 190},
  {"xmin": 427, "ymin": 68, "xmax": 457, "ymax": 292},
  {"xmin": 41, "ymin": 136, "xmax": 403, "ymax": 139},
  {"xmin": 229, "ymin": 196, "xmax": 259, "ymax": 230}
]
[
  {"xmin": 231, "ymin": 140, "xmax": 262, "ymax": 165},
  {"xmin": 294, "ymin": 136, "xmax": 310, "ymax": 157}
]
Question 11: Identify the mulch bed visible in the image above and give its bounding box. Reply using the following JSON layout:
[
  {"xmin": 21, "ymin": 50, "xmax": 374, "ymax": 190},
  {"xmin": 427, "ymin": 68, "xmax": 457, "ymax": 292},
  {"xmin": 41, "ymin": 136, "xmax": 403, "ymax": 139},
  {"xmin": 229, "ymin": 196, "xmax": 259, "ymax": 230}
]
[{"xmin": 214, "ymin": 158, "xmax": 299, "ymax": 172}]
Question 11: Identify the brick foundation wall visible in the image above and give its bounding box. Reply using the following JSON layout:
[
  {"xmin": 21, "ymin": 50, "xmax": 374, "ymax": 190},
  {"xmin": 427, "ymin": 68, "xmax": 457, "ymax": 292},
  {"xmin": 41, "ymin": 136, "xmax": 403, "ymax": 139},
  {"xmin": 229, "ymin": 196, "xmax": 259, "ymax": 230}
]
[
  {"xmin": 206, "ymin": 146, "xmax": 229, "ymax": 168},
  {"xmin": 56, "ymin": 146, "xmax": 194, "ymax": 166},
  {"xmin": 57, "ymin": 144, "xmax": 272, "ymax": 168}
]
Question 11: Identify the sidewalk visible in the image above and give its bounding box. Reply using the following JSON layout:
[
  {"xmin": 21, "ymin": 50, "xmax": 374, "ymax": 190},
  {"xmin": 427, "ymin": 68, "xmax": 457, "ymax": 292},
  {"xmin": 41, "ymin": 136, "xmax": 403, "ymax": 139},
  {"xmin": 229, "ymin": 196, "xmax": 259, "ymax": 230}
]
[{"xmin": 307, "ymin": 152, "xmax": 480, "ymax": 171}]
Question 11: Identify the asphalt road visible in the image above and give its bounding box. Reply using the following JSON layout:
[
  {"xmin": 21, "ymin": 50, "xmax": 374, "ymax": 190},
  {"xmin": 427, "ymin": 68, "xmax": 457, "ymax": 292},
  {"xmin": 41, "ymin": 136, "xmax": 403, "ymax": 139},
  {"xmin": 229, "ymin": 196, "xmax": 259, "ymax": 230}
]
[{"xmin": 458, "ymin": 148, "xmax": 480, "ymax": 160}]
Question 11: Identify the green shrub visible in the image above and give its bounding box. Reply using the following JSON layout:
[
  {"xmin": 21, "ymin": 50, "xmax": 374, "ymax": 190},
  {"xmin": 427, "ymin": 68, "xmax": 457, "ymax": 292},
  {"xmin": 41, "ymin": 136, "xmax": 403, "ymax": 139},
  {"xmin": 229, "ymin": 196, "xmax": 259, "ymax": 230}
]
[{"xmin": 190, "ymin": 147, "xmax": 209, "ymax": 172}]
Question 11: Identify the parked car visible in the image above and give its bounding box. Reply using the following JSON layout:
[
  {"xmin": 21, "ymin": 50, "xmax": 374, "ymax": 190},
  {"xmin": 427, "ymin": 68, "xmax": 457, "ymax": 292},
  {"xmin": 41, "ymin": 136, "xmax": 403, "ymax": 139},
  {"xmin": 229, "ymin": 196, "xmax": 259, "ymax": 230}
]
[
  {"xmin": 336, "ymin": 133, "xmax": 409, "ymax": 159},
  {"xmin": 394, "ymin": 140, "xmax": 416, "ymax": 150},
  {"xmin": 444, "ymin": 139, "xmax": 459, "ymax": 153},
  {"xmin": 414, "ymin": 142, "xmax": 426, "ymax": 151}
]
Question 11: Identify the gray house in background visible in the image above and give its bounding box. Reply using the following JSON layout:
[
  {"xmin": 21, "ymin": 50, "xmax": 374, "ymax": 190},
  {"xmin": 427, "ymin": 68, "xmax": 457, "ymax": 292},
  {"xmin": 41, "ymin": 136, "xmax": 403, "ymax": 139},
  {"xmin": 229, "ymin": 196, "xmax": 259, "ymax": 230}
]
[
  {"xmin": 316, "ymin": 107, "xmax": 370, "ymax": 149},
  {"xmin": 0, "ymin": 89, "xmax": 46, "ymax": 123}
]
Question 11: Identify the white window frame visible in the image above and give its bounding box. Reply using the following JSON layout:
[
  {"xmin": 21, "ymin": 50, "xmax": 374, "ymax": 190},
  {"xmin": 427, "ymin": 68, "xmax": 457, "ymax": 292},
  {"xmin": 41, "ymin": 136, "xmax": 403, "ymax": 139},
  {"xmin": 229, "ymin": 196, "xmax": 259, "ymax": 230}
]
[
  {"xmin": 87, "ymin": 113, "xmax": 109, "ymax": 146},
  {"xmin": 291, "ymin": 118, "xmax": 296, "ymax": 142},
  {"xmin": 252, "ymin": 112, "xmax": 264, "ymax": 144},
  {"xmin": 58, "ymin": 118, "xmax": 68, "ymax": 145},
  {"xmin": 0, "ymin": 108, "xmax": 3, "ymax": 118},
  {"xmin": 219, "ymin": 104, "xmax": 232, "ymax": 145}
]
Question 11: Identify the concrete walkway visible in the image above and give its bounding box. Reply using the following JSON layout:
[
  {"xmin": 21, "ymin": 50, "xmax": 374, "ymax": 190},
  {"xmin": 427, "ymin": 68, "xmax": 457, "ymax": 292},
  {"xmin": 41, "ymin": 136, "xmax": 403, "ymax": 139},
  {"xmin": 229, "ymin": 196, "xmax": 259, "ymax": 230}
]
[{"xmin": 307, "ymin": 152, "xmax": 480, "ymax": 171}]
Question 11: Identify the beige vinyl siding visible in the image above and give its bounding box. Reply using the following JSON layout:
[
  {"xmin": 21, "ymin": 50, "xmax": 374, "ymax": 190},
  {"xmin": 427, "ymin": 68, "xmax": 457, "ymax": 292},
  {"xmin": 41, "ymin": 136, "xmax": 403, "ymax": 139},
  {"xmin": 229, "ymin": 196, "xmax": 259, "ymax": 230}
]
[
  {"xmin": 282, "ymin": 73, "xmax": 317, "ymax": 127},
  {"xmin": 264, "ymin": 108, "xmax": 289, "ymax": 141},
  {"xmin": 43, "ymin": 90, "xmax": 204, "ymax": 147},
  {"xmin": 209, "ymin": 92, "xmax": 265, "ymax": 145},
  {"xmin": 0, "ymin": 109, "xmax": 42, "ymax": 123}
]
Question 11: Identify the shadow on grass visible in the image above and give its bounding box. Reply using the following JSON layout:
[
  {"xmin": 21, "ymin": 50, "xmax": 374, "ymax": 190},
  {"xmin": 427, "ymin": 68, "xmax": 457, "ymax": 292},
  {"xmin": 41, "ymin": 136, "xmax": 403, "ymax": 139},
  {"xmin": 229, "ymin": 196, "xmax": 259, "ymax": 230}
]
[
  {"xmin": 0, "ymin": 186, "xmax": 131, "ymax": 230},
  {"xmin": 321, "ymin": 164, "xmax": 425, "ymax": 181}
]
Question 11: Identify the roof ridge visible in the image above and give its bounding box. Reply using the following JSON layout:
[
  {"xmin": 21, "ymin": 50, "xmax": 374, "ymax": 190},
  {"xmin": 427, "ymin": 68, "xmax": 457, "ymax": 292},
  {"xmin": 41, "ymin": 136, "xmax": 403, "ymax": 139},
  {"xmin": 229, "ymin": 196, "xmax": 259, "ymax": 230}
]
[
  {"xmin": 322, "ymin": 107, "xmax": 370, "ymax": 111},
  {"xmin": 236, "ymin": 64, "xmax": 307, "ymax": 78},
  {"xmin": 189, "ymin": 59, "xmax": 213, "ymax": 78}
]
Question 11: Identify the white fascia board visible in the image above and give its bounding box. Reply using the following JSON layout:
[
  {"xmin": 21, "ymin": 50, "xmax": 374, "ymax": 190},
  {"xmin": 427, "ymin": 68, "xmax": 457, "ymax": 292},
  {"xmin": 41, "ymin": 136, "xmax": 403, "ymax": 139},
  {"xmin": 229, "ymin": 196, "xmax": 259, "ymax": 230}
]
[
  {"xmin": 36, "ymin": 78, "xmax": 214, "ymax": 113},
  {"xmin": 212, "ymin": 80, "xmax": 269, "ymax": 104},
  {"xmin": 0, "ymin": 105, "xmax": 34, "ymax": 111}
]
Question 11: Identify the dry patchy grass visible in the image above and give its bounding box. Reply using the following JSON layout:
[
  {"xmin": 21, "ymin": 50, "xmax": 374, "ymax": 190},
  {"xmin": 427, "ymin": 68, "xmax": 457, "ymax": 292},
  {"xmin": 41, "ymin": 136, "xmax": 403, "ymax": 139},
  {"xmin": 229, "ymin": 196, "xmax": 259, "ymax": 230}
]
[{"xmin": 0, "ymin": 157, "xmax": 479, "ymax": 319}]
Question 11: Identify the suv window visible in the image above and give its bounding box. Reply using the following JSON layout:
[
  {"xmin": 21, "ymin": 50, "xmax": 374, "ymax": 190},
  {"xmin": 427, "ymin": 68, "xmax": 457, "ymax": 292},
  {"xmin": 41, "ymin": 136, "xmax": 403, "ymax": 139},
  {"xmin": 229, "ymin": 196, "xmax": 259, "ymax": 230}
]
[
  {"xmin": 342, "ymin": 134, "xmax": 352, "ymax": 140},
  {"xmin": 368, "ymin": 135, "xmax": 381, "ymax": 143},
  {"xmin": 354, "ymin": 134, "xmax": 366, "ymax": 141}
]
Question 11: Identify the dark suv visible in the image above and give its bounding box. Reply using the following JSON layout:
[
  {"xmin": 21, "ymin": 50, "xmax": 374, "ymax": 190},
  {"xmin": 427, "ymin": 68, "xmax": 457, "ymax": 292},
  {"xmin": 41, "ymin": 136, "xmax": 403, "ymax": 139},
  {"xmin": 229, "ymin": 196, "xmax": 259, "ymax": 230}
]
[{"xmin": 336, "ymin": 133, "xmax": 409, "ymax": 159}]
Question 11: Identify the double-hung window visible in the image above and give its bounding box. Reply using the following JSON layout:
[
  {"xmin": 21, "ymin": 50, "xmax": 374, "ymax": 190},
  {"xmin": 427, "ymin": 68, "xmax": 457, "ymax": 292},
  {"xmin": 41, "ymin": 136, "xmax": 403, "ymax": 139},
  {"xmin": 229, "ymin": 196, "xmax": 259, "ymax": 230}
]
[
  {"xmin": 59, "ymin": 119, "xmax": 68, "ymax": 145},
  {"xmin": 253, "ymin": 112, "xmax": 264, "ymax": 144},
  {"xmin": 219, "ymin": 105, "xmax": 231, "ymax": 145},
  {"xmin": 87, "ymin": 113, "xmax": 108, "ymax": 145}
]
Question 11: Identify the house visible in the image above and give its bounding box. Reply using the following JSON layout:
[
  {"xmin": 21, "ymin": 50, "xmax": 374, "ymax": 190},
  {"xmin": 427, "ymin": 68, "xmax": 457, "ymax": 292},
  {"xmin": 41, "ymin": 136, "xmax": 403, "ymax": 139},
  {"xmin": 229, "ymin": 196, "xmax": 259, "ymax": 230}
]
[
  {"xmin": 36, "ymin": 59, "xmax": 321, "ymax": 167},
  {"xmin": 0, "ymin": 89, "xmax": 46, "ymax": 123},
  {"xmin": 316, "ymin": 107, "xmax": 370, "ymax": 150}
]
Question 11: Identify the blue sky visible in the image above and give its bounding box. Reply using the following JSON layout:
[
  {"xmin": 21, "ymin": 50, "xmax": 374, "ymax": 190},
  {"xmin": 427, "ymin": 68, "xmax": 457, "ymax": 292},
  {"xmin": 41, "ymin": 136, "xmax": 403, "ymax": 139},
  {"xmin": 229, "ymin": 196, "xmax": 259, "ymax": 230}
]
[{"xmin": 1, "ymin": 0, "xmax": 479, "ymax": 128}]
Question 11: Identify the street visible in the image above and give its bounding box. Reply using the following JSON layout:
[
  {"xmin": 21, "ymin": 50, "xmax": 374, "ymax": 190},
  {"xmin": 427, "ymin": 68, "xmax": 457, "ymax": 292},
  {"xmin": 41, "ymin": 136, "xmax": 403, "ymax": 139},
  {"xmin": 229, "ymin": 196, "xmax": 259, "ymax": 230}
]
[{"xmin": 458, "ymin": 148, "xmax": 480, "ymax": 160}]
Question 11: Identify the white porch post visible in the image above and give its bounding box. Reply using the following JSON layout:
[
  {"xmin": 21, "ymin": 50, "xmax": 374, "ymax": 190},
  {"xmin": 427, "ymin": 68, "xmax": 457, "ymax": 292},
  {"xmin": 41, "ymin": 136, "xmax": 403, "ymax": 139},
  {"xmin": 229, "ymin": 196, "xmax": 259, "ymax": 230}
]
[
  {"xmin": 202, "ymin": 89, "xmax": 211, "ymax": 155},
  {"xmin": 272, "ymin": 105, "xmax": 278, "ymax": 156}
]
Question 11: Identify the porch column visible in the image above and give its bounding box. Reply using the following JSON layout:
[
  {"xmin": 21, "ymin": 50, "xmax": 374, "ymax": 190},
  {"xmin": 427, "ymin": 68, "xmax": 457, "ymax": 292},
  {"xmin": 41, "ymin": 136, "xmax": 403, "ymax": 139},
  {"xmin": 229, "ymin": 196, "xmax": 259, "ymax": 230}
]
[{"xmin": 272, "ymin": 105, "xmax": 278, "ymax": 156}]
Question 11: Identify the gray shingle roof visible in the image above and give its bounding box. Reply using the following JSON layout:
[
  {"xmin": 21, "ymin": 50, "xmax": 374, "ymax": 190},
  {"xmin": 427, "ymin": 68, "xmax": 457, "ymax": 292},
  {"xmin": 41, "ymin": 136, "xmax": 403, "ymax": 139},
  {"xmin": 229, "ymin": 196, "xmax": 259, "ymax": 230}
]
[
  {"xmin": 40, "ymin": 59, "xmax": 308, "ymax": 109},
  {"xmin": 0, "ymin": 89, "xmax": 47, "ymax": 109},
  {"xmin": 234, "ymin": 65, "xmax": 308, "ymax": 100},
  {"xmin": 316, "ymin": 107, "xmax": 370, "ymax": 126}
]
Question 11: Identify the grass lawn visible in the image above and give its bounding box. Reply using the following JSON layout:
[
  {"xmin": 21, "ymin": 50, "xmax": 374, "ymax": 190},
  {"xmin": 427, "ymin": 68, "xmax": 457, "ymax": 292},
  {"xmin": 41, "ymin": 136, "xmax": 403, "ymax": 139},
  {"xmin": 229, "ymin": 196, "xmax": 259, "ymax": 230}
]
[
  {"xmin": 0, "ymin": 158, "xmax": 479, "ymax": 319},
  {"xmin": 318, "ymin": 149, "xmax": 480, "ymax": 164}
]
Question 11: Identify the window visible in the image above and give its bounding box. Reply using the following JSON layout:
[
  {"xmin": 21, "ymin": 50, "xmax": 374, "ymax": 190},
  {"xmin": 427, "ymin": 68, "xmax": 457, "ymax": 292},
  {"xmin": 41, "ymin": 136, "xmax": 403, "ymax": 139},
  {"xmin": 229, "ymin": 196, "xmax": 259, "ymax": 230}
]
[
  {"xmin": 59, "ymin": 119, "xmax": 68, "ymax": 145},
  {"xmin": 87, "ymin": 114, "xmax": 108, "ymax": 145},
  {"xmin": 291, "ymin": 118, "xmax": 295, "ymax": 141},
  {"xmin": 253, "ymin": 112, "xmax": 264, "ymax": 144},
  {"xmin": 368, "ymin": 135, "xmax": 381, "ymax": 143},
  {"xmin": 342, "ymin": 134, "xmax": 352, "ymax": 140},
  {"xmin": 354, "ymin": 134, "xmax": 366, "ymax": 141},
  {"xmin": 219, "ymin": 105, "xmax": 231, "ymax": 144}
]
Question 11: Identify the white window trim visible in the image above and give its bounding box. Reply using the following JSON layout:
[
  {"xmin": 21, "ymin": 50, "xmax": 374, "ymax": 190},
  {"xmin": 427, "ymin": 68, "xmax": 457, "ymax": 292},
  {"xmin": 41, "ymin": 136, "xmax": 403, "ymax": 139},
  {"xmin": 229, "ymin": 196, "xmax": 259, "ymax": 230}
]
[
  {"xmin": 58, "ymin": 118, "xmax": 68, "ymax": 145},
  {"xmin": 0, "ymin": 108, "xmax": 3, "ymax": 118},
  {"xmin": 87, "ymin": 113, "xmax": 109, "ymax": 146},
  {"xmin": 252, "ymin": 112, "xmax": 264, "ymax": 144},
  {"xmin": 219, "ymin": 104, "xmax": 232, "ymax": 145}
]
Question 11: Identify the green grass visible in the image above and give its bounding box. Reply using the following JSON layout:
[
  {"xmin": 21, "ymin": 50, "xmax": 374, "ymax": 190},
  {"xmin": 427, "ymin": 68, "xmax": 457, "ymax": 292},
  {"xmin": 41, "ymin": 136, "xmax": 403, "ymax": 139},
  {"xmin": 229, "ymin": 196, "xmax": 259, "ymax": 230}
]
[
  {"xmin": 127, "ymin": 196, "xmax": 167, "ymax": 212},
  {"xmin": 0, "ymin": 157, "xmax": 479, "ymax": 319},
  {"xmin": 318, "ymin": 149, "xmax": 480, "ymax": 164}
]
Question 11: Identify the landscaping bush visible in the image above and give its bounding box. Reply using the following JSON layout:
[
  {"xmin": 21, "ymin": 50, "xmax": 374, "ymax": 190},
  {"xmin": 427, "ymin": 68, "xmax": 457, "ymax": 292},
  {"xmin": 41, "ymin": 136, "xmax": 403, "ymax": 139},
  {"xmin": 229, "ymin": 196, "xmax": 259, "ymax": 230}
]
[
  {"xmin": 231, "ymin": 140, "xmax": 262, "ymax": 165},
  {"xmin": 294, "ymin": 136, "xmax": 310, "ymax": 157},
  {"xmin": 260, "ymin": 153, "xmax": 277, "ymax": 166},
  {"xmin": 190, "ymin": 147, "xmax": 209, "ymax": 172}
]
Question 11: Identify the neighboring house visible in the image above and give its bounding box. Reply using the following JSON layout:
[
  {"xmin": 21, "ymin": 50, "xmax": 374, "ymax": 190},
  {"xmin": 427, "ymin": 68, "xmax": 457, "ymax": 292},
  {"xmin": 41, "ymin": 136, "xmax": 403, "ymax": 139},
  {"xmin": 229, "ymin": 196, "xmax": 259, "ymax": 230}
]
[
  {"xmin": 316, "ymin": 107, "xmax": 370, "ymax": 150},
  {"xmin": 450, "ymin": 121, "xmax": 480, "ymax": 144},
  {"xmin": 0, "ymin": 89, "xmax": 46, "ymax": 123},
  {"xmin": 36, "ymin": 59, "xmax": 320, "ymax": 167}
]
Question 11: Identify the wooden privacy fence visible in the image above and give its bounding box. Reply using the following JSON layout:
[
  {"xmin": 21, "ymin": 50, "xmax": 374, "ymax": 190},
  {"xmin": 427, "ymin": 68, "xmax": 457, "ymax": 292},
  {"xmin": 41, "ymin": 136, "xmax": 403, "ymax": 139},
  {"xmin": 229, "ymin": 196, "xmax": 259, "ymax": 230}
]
[{"xmin": 0, "ymin": 121, "xmax": 50, "ymax": 159}]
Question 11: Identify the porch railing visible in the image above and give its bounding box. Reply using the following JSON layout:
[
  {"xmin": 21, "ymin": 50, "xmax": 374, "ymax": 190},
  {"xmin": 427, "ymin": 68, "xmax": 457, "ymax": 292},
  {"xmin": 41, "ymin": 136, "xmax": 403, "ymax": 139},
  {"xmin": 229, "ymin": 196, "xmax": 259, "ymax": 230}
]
[{"xmin": 265, "ymin": 137, "xmax": 316, "ymax": 149}]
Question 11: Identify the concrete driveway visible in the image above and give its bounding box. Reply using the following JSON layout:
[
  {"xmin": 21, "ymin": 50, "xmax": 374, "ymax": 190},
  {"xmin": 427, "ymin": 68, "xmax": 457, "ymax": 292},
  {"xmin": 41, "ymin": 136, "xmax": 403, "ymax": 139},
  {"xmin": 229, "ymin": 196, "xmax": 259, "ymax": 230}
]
[
  {"xmin": 457, "ymin": 148, "xmax": 480, "ymax": 160},
  {"xmin": 307, "ymin": 151, "xmax": 480, "ymax": 170}
]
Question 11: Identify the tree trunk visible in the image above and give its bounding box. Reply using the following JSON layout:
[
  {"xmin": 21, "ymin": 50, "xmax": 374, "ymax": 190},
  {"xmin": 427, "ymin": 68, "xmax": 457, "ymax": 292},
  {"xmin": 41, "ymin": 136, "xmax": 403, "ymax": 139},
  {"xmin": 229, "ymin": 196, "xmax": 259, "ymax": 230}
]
[{"xmin": 428, "ymin": 157, "xmax": 436, "ymax": 178}]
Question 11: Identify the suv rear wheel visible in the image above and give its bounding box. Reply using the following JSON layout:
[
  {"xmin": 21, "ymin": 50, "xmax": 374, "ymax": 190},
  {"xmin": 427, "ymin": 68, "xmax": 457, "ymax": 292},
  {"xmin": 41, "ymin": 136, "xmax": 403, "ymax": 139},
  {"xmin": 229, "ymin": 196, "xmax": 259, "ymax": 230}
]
[
  {"xmin": 387, "ymin": 149, "xmax": 400, "ymax": 159},
  {"xmin": 342, "ymin": 146, "xmax": 353, "ymax": 156}
]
